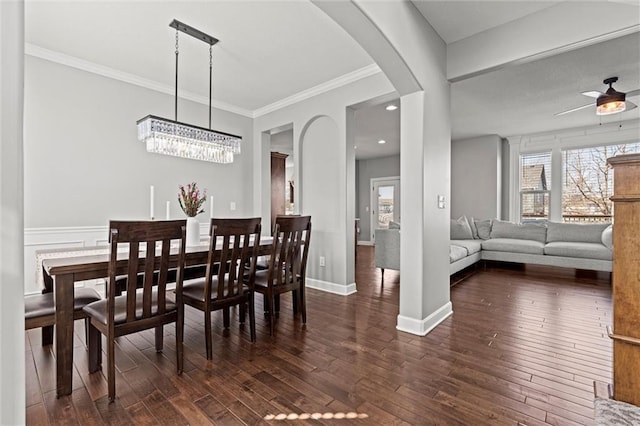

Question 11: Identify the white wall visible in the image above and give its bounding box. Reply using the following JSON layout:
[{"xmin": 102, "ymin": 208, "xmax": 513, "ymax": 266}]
[
  {"xmin": 253, "ymin": 71, "xmax": 395, "ymax": 295},
  {"xmin": 0, "ymin": 1, "xmax": 26, "ymax": 423},
  {"xmin": 355, "ymin": 154, "xmax": 400, "ymax": 242},
  {"xmin": 451, "ymin": 135, "xmax": 502, "ymax": 220},
  {"xmin": 24, "ymin": 56, "xmax": 254, "ymax": 230}
]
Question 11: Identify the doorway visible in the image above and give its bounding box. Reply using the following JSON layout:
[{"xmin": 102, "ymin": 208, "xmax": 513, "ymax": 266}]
[{"xmin": 370, "ymin": 176, "xmax": 400, "ymax": 242}]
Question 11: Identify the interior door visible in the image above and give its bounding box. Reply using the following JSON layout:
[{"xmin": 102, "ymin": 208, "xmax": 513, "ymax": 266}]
[{"xmin": 371, "ymin": 178, "xmax": 400, "ymax": 242}]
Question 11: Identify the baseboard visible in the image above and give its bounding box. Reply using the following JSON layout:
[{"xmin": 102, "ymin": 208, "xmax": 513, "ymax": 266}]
[
  {"xmin": 306, "ymin": 278, "xmax": 357, "ymax": 295},
  {"xmin": 396, "ymin": 301, "xmax": 453, "ymax": 336},
  {"xmin": 357, "ymin": 241, "xmax": 374, "ymax": 246}
]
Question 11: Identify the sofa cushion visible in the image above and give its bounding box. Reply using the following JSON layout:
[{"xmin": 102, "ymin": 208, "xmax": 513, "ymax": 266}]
[
  {"xmin": 474, "ymin": 219, "xmax": 492, "ymax": 240},
  {"xmin": 482, "ymin": 238, "xmax": 545, "ymax": 255},
  {"xmin": 450, "ymin": 245, "xmax": 468, "ymax": 263},
  {"xmin": 546, "ymin": 222, "xmax": 609, "ymax": 244},
  {"xmin": 490, "ymin": 220, "xmax": 547, "ymax": 243},
  {"xmin": 601, "ymin": 224, "xmax": 613, "ymax": 249},
  {"xmin": 451, "ymin": 239, "xmax": 482, "ymax": 255},
  {"xmin": 544, "ymin": 242, "xmax": 612, "ymax": 261},
  {"xmin": 451, "ymin": 216, "xmax": 473, "ymax": 240}
]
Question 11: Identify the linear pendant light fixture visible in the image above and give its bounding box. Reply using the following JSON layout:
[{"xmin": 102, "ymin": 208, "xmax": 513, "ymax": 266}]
[{"xmin": 137, "ymin": 20, "xmax": 241, "ymax": 163}]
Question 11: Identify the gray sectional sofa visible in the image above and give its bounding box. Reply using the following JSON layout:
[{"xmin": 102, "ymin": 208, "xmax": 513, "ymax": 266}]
[{"xmin": 374, "ymin": 218, "xmax": 613, "ymax": 277}]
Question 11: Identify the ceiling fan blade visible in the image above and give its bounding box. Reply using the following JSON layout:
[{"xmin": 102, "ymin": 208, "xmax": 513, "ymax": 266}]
[
  {"xmin": 555, "ymin": 102, "xmax": 594, "ymax": 116},
  {"xmin": 626, "ymin": 101, "xmax": 637, "ymax": 111},
  {"xmin": 581, "ymin": 91, "xmax": 603, "ymax": 98},
  {"xmin": 626, "ymin": 89, "xmax": 640, "ymax": 97}
]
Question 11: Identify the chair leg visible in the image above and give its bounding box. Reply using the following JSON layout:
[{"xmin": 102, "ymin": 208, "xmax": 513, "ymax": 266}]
[
  {"xmin": 41, "ymin": 325, "xmax": 54, "ymax": 346},
  {"xmin": 292, "ymin": 289, "xmax": 299, "ymax": 315},
  {"xmin": 381, "ymin": 268, "xmax": 385, "ymax": 286},
  {"xmin": 87, "ymin": 321, "xmax": 102, "ymax": 373},
  {"xmin": 239, "ymin": 302, "xmax": 246, "ymax": 324},
  {"xmin": 223, "ymin": 307, "xmax": 230, "ymax": 329},
  {"xmin": 155, "ymin": 326, "xmax": 164, "ymax": 352},
  {"xmin": 176, "ymin": 308, "xmax": 184, "ymax": 374},
  {"xmin": 267, "ymin": 291, "xmax": 276, "ymax": 336},
  {"xmin": 248, "ymin": 293, "xmax": 256, "ymax": 342},
  {"xmin": 107, "ymin": 335, "xmax": 116, "ymax": 402},
  {"xmin": 274, "ymin": 294, "xmax": 280, "ymax": 316},
  {"xmin": 204, "ymin": 310, "xmax": 213, "ymax": 360},
  {"xmin": 300, "ymin": 284, "xmax": 307, "ymax": 324}
]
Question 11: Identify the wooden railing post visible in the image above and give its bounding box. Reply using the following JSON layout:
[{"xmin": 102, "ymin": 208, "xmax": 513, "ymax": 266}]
[{"xmin": 607, "ymin": 153, "xmax": 640, "ymax": 406}]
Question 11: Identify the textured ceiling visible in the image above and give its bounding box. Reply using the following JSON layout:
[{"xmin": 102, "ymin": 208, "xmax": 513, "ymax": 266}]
[{"xmin": 24, "ymin": 1, "xmax": 640, "ymax": 161}]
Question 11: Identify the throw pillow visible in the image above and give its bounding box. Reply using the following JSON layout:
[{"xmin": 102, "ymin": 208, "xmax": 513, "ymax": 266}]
[
  {"xmin": 468, "ymin": 217, "xmax": 479, "ymax": 239},
  {"xmin": 474, "ymin": 219, "xmax": 492, "ymax": 240},
  {"xmin": 601, "ymin": 224, "xmax": 613, "ymax": 249},
  {"xmin": 450, "ymin": 216, "xmax": 473, "ymax": 240}
]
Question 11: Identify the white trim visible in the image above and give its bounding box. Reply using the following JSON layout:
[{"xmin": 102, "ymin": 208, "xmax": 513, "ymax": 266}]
[
  {"xmin": 25, "ymin": 225, "xmax": 108, "ymax": 235},
  {"xmin": 253, "ymin": 64, "xmax": 382, "ymax": 117},
  {"xmin": 25, "ymin": 43, "xmax": 383, "ymax": 120},
  {"xmin": 357, "ymin": 240, "xmax": 374, "ymax": 246},
  {"xmin": 396, "ymin": 301, "xmax": 453, "ymax": 336},
  {"xmin": 306, "ymin": 278, "xmax": 357, "ymax": 295},
  {"xmin": 25, "ymin": 43, "xmax": 254, "ymax": 118}
]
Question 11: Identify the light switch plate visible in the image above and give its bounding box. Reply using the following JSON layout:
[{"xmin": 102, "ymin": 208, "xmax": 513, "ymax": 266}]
[{"xmin": 437, "ymin": 195, "xmax": 446, "ymax": 209}]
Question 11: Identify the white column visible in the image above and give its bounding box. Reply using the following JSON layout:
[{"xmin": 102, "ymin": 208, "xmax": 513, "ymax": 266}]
[{"xmin": 0, "ymin": 1, "xmax": 26, "ymax": 424}]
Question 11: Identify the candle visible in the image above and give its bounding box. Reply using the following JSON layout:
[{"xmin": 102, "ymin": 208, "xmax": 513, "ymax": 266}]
[
  {"xmin": 165, "ymin": 201, "xmax": 170, "ymax": 220},
  {"xmin": 150, "ymin": 185, "xmax": 155, "ymax": 219},
  {"xmin": 210, "ymin": 196, "xmax": 214, "ymax": 220}
]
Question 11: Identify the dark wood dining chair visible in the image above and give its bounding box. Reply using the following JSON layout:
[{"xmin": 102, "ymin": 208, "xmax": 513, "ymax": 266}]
[
  {"xmin": 181, "ymin": 218, "xmax": 261, "ymax": 359},
  {"xmin": 25, "ymin": 285, "xmax": 101, "ymax": 346},
  {"xmin": 254, "ymin": 215, "xmax": 311, "ymax": 335},
  {"xmin": 82, "ymin": 220, "xmax": 187, "ymax": 402}
]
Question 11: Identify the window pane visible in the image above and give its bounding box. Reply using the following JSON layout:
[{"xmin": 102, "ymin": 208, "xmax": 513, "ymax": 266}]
[
  {"xmin": 521, "ymin": 152, "xmax": 551, "ymax": 191},
  {"xmin": 562, "ymin": 143, "xmax": 640, "ymax": 223},
  {"xmin": 520, "ymin": 152, "xmax": 551, "ymax": 221},
  {"xmin": 377, "ymin": 185, "xmax": 394, "ymax": 228},
  {"xmin": 521, "ymin": 192, "xmax": 549, "ymax": 221}
]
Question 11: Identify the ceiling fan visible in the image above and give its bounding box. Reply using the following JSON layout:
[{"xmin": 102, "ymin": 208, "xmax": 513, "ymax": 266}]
[{"xmin": 555, "ymin": 76, "xmax": 639, "ymax": 116}]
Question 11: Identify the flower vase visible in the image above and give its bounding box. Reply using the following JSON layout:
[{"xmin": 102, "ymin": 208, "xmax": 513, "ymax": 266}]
[{"xmin": 186, "ymin": 217, "xmax": 200, "ymax": 247}]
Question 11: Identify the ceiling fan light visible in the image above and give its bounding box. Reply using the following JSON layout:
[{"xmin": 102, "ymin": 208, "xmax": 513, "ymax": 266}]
[
  {"xmin": 596, "ymin": 100, "xmax": 626, "ymax": 115},
  {"xmin": 596, "ymin": 89, "xmax": 626, "ymax": 116}
]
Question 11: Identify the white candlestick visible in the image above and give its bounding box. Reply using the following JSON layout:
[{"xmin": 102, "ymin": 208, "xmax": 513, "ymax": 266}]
[
  {"xmin": 210, "ymin": 196, "xmax": 214, "ymax": 220},
  {"xmin": 165, "ymin": 201, "xmax": 170, "ymax": 220},
  {"xmin": 150, "ymin": 185, "xmax": 155, "ymax": 219}
]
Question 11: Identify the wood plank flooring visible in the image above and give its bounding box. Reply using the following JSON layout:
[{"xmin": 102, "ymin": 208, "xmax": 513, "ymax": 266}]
[{"xmin": 26, "ymin": 247, "xmax": 613, "ymax": 425}]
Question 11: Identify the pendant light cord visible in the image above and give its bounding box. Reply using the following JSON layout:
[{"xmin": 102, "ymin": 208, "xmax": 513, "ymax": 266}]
[
  {"xmin": 174, "ymin": 29, "xmax": 179, "ymax": 122},
  {"xmin": 209, "ymin": 45, "xmax": 212, "ymax": 129}
]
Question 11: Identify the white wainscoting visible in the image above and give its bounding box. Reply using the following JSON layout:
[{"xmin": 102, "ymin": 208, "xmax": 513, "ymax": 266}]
[
  {"xmin": 24, "ymin": 226, "xmax": 109, "ymax": 295},
  {"xmin": 25, "ymin": 224, "xmax": 212, "ymax": 295}
]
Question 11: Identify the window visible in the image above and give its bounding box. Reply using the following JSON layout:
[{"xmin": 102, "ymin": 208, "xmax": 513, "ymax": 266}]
[
  {"xmin": 562, "ymin": 143, "xmax": 640, "ymax": 223},
  {"xmin": 520, "ymin": 152, "xmax": 551, "ymax": 222}
]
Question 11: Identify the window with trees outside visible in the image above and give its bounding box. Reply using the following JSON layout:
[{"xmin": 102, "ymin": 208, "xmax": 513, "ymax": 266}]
[
  {"xmin": 520, "ymin": 152, "xmax": 551, "ymax": 222},
  {"xmin": 519, "ymin": 142, "xmax": 640, "ymax": 223},
  {"xmin": 562, "ymin": 143, "xmax": 640, "ymax": 223}
]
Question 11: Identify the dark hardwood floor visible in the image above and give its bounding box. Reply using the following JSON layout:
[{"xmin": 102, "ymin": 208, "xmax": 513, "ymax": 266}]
[{"xmin": 26, "ymin": 246, "xmax": 613, "ymax": 425}]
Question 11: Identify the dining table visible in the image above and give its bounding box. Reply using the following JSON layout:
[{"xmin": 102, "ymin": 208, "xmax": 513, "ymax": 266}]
[{"xmin": 41, "ymin": 235, "xmax": 274, "ymax": 398}]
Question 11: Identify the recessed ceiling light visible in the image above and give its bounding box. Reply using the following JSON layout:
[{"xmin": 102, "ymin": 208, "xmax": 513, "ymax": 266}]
[
  {"xmin": 385, "ymin": 104, "xmax": 398, "ymax": 111},
  {"xmin": 378, "ymin": 140, "xmax": 386, "ymax": 144}
]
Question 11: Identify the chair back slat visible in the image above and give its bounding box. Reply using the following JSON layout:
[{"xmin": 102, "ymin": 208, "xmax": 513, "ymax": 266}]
[
  {"xmin": 205, "ymin": 218, "xmax": 261, "ymax": 304},
  {"xmin": 269, "ymin": 216, "xmax": 311, "ymax": 288},
  {"xmin": 108, "ymin": 220, "xmax": 187, "ymax": 325}
]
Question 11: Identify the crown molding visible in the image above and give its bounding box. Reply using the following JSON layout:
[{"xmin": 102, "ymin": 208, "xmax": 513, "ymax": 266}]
[
  {"xmin": 25, "ymin": 43, "xmax": 254, "ymax": 118},
  {"xmin": 253, "ymin": 63, "xmax": 382, "ymax": 118},
  {"xmin": 25, "ymin": 43, "xmax": 382, "ymax": 120}
]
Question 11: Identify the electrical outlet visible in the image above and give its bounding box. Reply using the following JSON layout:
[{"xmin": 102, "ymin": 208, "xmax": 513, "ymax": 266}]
[
  {"xmin": 319, "ymin": 256, "xmax": 326, "ymax": 267},
  {"xmin": 230, "ymin": 201, "xmax": 236, "ymax": 211}
]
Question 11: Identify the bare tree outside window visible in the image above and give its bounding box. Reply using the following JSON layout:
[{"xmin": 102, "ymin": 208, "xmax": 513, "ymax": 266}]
[{"xmin": 562, "ymin": 143, "xmax": 640, "ymax": 222}]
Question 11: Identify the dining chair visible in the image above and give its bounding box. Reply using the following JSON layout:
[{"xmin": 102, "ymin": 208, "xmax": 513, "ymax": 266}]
[
  {"xmin": 254, "ymin": 215, "xmax": 311, "ymax": 336},
  {"xmin": 82, "ymin": 219, "xmax": 187, "ymax": 402},
  {"xmin": 25, "ymin": 285, "xmax": 101, "ymax": 347},
  {"xmin": 181, "ymin": 217, "xmax": 261, "ymax": 359}
]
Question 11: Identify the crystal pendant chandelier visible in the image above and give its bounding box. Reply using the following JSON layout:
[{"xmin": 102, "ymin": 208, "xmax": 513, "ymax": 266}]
[{"xmin": 137, "ymin": 20, "xmax": 241, "ymax": 164}]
